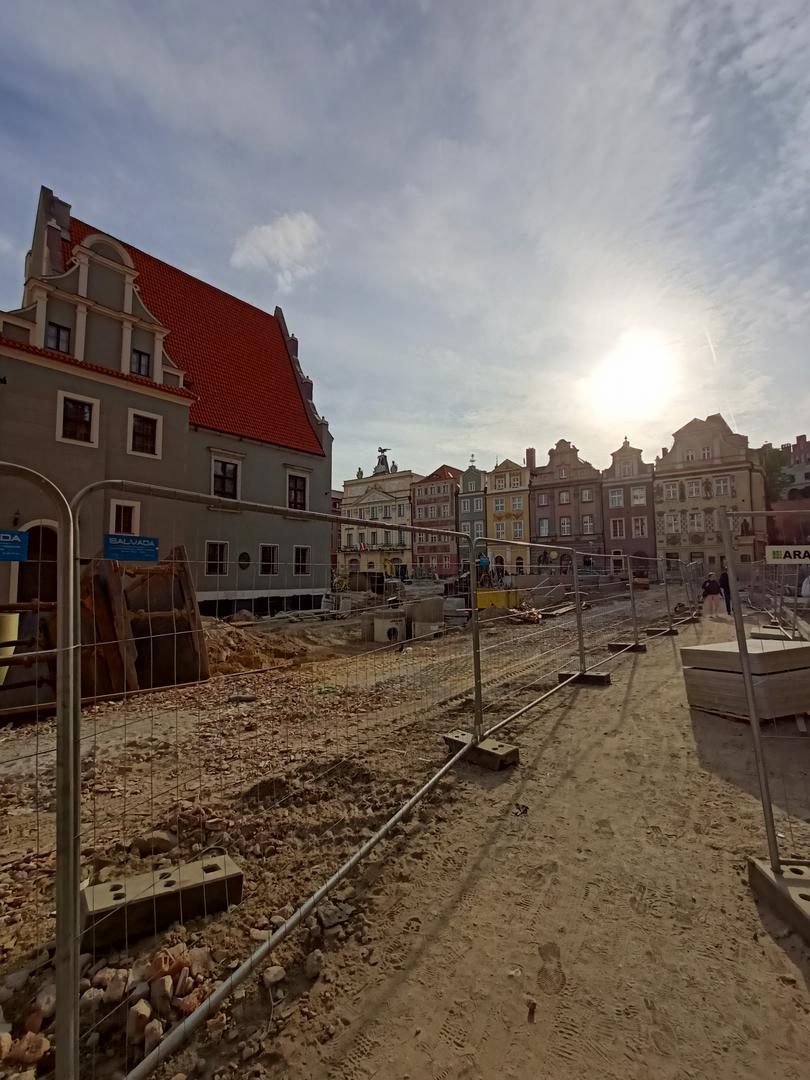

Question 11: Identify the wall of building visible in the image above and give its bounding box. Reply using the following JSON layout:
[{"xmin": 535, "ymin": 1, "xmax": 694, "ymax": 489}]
[
  {"xmin": 485, "ymin": 460, "xmax": 530, "ymax": 570},
  {"xmin": 601, "ymin": 443, "xmax": 656, "ymax": 568}
]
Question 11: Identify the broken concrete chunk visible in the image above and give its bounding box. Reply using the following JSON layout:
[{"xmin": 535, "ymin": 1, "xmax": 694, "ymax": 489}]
[
  {"xmin": 262, "ymin": 966, "xmax": 286, "ymax": 989},
  {"xmin": 0, "ymin": 1031, "xmax": 11, "ymax": 1060},
  {"xmin": 132, "ymin": 830, "xmax": 178, "ymax": 856},
  {"xmin": 304, "ymin": 950, "xmax": 323, "ymax": 980},
  {"xmin": 174, "ymin": 986, "xmax": 209, "ymax": 1015},
  {"xmin": 35, "ymin": 983, "xmax": 57, "ymax": 1020},
  {"xmin": 144, "ymin": 1017, "xmax": 164, "ymax": 1055},
  {"xmin": 316, "ymin": 899, "xmax": 354, "ymax": 929},
  {"xmin": 187, "ymin": 947, "xmax": 215, "ymax": 978},
  {"xmin": 127, "ymin": 999, "xmax": 152, "ymax": 1043},
  {"xmin": 3, "ymin": 970, "xmax": 30, "ymax": 993},
  {"xmin": 79, "ymin": 987, "xmax": 104, "ymax": 1015},
  {"xmin": 103, "ymin": 969, "xmax": 129, "ymax": 1006},
  {"xmin": 150, "ymin": 976, "xmax": 173, "ymax": 1019},
  {"xmin": 9, "ymin": 1032, "xmax": 50, "ymax": 1066},
  {"xmin": 174, "ymin": 966, "xmax": 192, "ymax": 998}
]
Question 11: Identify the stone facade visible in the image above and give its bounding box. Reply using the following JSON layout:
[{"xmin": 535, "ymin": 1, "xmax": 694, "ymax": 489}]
[
  {"xmin": 529, "ymin": 440, "xmax": 603, "ymax": 568},
  {"xmin": 458, "ymin": 459, "xmax": 487, "ymax": 551},
  {"xmin": 601, "ymin": 437, "xmax": 656, "ymax": 572},
  {"xmin": 338, "ymin": 451, "xmax": 420, "ymax": 578},
  {"xmin": 654, "ymin": 414, "xmax": 766, "ymax": 569},
  {"xmin": 411, "ymin": 465, "xmax": 462, "ymax": 577},
  {"xmin": 485, "ymin": 456, "xmax": 531, "ymax": 572}
]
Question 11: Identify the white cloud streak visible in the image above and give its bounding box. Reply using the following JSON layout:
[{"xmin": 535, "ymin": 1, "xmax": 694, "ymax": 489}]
[{"xmin": 231, "ymin": 213, "xmax": 324, "ymax": 293}]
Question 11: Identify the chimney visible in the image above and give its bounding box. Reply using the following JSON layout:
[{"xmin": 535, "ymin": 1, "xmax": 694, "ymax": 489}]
[
  {"xmin": 525, "ymin": 447, "xmax": 536, "ymax": 471},
  {"xmin": 661, "ymin": 447, "xmax": 667, "ymax": 458}
]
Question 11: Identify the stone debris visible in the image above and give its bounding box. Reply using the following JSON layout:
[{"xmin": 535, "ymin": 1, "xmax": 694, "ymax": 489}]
[
  {"xmin": 103, "ymin": 969, "xmax": 130, "ymax": 1005},
  {"xmin": 127, "ymin": 998, "xmax": 153, "ymax": 1043},
  {"xmin": 144, "ymin": 1017, "xmax": 164, "ymax": 1055},
  {"xmin": 151, "ymin": 974, "xmax": 174, "ymax": 1018},
  {"xmin": 8, "ymin": 1031, "xmax": 50, "ymax": 1066},
  {"xmin": 304, "ymin": 950, "xmax": 323, "ymax": 979},
  {"xmin": 131, "ymin": 829, "xmax": 179, "ymax": 856},
  {"xmin": 316, "ymin": 899, "xmax": 354, "ymax": 929},
  {"xmin": 0, "ymin": 1031, "xmax": 11, "ymax": 1059},
  {"xmin": 262, "ymin": 965, "xmax": 286, "ymax": 989}
]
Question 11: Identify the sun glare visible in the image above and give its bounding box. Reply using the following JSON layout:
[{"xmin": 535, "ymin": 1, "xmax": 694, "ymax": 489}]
[{"xmin": 586, "ymin": 329, "xmax": 681, "ymax": 421}]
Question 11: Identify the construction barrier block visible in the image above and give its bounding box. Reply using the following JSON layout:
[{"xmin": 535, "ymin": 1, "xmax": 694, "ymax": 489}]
[
  {"xmin": 81, "ymin": 854, "xmax": 244, "ymax": 949},
  {"xmin": 607, "ymin": 641, "xmax": 648, "ymax": 653},
  {"xmin": 558, "ymin": 670, "xmax": 612, "ymax": 686},
  {"xmin": 442, "ymin": 729, "xmax": 519, "ymax": 770},
  {"xmin": 748, "ymin": 858, "xmax": 810, "ymax": 948}
]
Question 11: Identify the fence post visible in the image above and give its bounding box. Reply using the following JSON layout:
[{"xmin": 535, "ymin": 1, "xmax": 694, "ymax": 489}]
[
  {"xmin": 571, "ymin": 548, "xmax": 587, "ymax": 674},
  {"xmin": 626, "ymin": 555, "xmax": 640, "ymax": 647},
  {"xmin": 469, "ymin": 538, "xmax": 484, "ymax": 742},
  {"xmin": 719, "ymin": 510, "xmax": 781, "ymax": 874},
  {"xmin": 662, "ymin": 558, "xmax": 674, "ymax": 631},
  {"xmin": 0, "ymin": 463, "xmax": 79, "ymax": 1080},
  {"xmin": 793, "ymin": 565, "xmax": 801, "ymax": 640}
]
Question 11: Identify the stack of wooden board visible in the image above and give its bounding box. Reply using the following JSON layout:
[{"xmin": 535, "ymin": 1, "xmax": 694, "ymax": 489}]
[{"xmin": 680, "ymin": 639, "xmax": 810, "ymax": 720}]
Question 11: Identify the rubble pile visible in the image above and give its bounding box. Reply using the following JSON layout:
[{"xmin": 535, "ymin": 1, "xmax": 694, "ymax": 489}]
[
  {"xmin": 507, "ymin": 606, "xmax": 544, "ymax": 624},
  {"xmin": 202, "ymin": 618, "xmax": 306, "ymax": 675}
]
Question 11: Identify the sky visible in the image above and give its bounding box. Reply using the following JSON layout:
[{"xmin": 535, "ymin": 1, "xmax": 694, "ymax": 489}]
[{"xmin": 1, "ymin": 0, "xmax": 809, "ymax": 484}]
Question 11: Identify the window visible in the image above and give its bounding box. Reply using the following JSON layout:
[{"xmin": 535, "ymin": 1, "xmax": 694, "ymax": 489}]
[
  {"xmin": 631, "ymin": 486, "xmax": 646, "ymax": 506},
  {"xmin": 495, "ymin": 476, "xmax": 506, "ymax": 489},
  {"xmin": 609, "ymin": 488, "xmax": 624, "ymax": 508},
  {"xmin": 513, "ymin": 520, "xmax": 523, "ymax": 539},
  {"xmin": 430, "ymin": 555, "xmax": 438, "ymax": 569},
  {"xmin": 467, "ymin": 481, "xmax": 476, "ymax": 492},
  {"xmin": 714, "ymin": 476, "xmax": 730, "ymax": 497},
  {"xmin": 580, "ymin": 488, "xmax": 593, "ymax": 502},
  {"xmin": 110, "ymin": 500, "xmax": 140, "ymax": 535},
  {"xmin": 428, "ymin": 505, "xmax": 437, "ymax": 518},
  {"xmin": 443, "ymin": 555, "xmax": 451, "ymax": 569},
  {"xmin": 558, "ymin": 466, "xmax": 568, "ymax": 479},
  {"xmin": 397, "ymin": 503, "xmax": 405, "ymax": 517},
  {"xmin": 206, "ymin": 541, "xmax": 228, "ymax": 575},
  {"xmin": 559, "ymin": 490, "xmax": 571, "ymax": 504},
  {"xmin": 664, "ymin": 481, "xmax": 678, "ymax": 500},
  {"xmin": 511, "ymin": 495, "xmax": 523, "ymax": 510},
  {"xmin": 701, "ymin": 446, "xmax": 712, "ymax": 460},
  {"xmin": 473, "ymin": 497, "xmax": 483, "ymax": 511},
  {"xmin": 442, "ymin": 504, "xmax": 450, "ymax": 516},
  {"xmin": 495, "ymin": 522, "xmax": 505, "ymax": 539},
  {"xmin": 259, "ymin": 544, "xmax": 279, "ymax": 575},
  {"xmin": 536, "ymin": 492, "xmax": 549, "ymax": 506},
  {"xmin": 462, "ymin": 522, "xmax": 472, "ymax": 535},
  {"xmin": 383, "ymin": 530, "xmax": 391, "ymax": 545},
  {"xmin": 621, "ymin": 463, "xmax": 632, "ymax": 477},
  {"xmin": 383, "ymin": 505, "xmax": 391, "ymax": 519},
  {"xmin": 130, "ymin": 349, "xmax": 151, "ymax": 377},
  {"xmin": 359, "ymin": 531, "xmax": 366, "ymax": 543},
  {"xmin": 610, "ymin": 518, "xmax": 626, "ymax": 539},
  {"xmin": 704, "ymin": 509, "xmax": 714, "ymax": 530},
  {"xmin": 665, "ymin": 512, "xmax": 680, "ymax": 533},
  {"xmin": 582, "ymin": 514, "xmax": 594, "ymax": 534},
  {"xmin": 57, "ymin": 391, "xmax": 99, "ymax": 447},
  {"xmin": 369, "ymin": 506, "xmax": 379, "ymax": 520},
  {"xmin": 46, "ymin": 321, "xmax": 70, "ymax": 353},
  {"xmin": 494, "ymin": 497, "xmax": 505, "ymax": 512},
  {"xmin": 345, "ymin": 532, "xmax": 354, "ymax": 548},
  {"xmin": 632, "ymin": 517, "xmax": 648, "ymax": 538},
  {"xmin": 688, "ymin": 511, "xmax": 703, "ymax": 530},
  {"xmin": 127, "ymin": 409, "xmax": 162, "ymax": 458},
  {"xmin": 461, "ymin": 498, "xmax": 470, "ymax": 512},
  {"xmin": 686, "ymin": 448, "xmax": 695, "ymax": 462},
  {"xmin": 370, "ymin": 531, "xmax": 378, "ymax": 545},
  {"xmin": 416, "ymin": 507, "xmax": 424, "ymax": 519},
  {"xmin": 686, "ymin": 479, "xmax": 700, "ymax": 498},
  {"xmin": 474, "ymin": 521, "xmax": 484, "ymax": 539},
  {"xmin": 510, "ymin": 475, "xmax": 521, "ymax": 488},
  {"xmin": 212, "ymin": 457, "xmax": 239, "ymax": 499},
  {"xmin": 294, "ymin": 546, "xmax": 311, "ymax": 575},
  {"xmin": 538, "ymin": 518, "xmax": 550, "ymax": 537},
  {"xmin": 560, "ymin": 516, "xmax": 572, "ymax": 536},
  {"xmin": 398, "ymin": 531, "xmax": 405, "ymax": 545}
]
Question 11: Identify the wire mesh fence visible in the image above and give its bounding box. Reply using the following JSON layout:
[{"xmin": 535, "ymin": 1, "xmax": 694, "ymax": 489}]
[{"xmin": 1, "ymin": 465, "xmax": 758, "ymax": 1080}]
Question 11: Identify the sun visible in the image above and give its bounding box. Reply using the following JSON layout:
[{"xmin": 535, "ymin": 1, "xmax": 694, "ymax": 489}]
[{"xmin": 586, "ymin": 329, "xmax": 681, "ymax": 421}]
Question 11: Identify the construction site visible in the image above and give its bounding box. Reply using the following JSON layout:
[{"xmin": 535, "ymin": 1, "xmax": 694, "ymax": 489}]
[{"xmin": 1, "ymin": 520, "xmax": 809, "ymax": 1080}]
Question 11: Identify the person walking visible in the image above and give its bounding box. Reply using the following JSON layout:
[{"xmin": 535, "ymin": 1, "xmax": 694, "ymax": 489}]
[
  {"xmin": 702, "ymin": 572, "xmax": 723, "ymax": 617},
  {"xmin": 718, "ymin": 566, "xmax": 732, "ymax": 615}
]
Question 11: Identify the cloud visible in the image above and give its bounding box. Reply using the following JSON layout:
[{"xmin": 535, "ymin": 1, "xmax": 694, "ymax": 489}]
[
  {"xmin": 0, "ymin": 234, "xmax": 13, "ymax": 256},
  {"xmin": 230, "ymin": 213, "xmax": 324, "ymax": 293}
]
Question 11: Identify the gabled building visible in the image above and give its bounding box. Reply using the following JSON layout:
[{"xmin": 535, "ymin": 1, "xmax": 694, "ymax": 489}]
[
  {"xmin": 485, "ymin": 454, "xmax": 532, "ymax": 572},
  {"xmin": 601, "ymin": 437, "xmax": 656, "ymax": 572},
  {"xmin": 529, "ymin": 440, "xmax": 603, "ymax": 567},
  {"xmin": 338, "ymin": 450, "xmax": 419, "ymax": 578},
  {"xmin": 0, "ymin": 187, "xmax": 332, "ymax": 613},
  {"xmin": 654, "ymin": 414, "xmax": 766, "ymax": 568},
  {"xmin": 411, "ymin": 464, "xmax": 462, "ymax": 577},
  {"xmin": 458, "ymin": 456, "xmax": 487, "ymax": 551}
]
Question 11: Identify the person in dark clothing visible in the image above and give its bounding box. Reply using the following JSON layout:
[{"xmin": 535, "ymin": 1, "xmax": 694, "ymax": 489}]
[
  {"xmin": 702, "ymin": 572, "xmax": 723, "ymax": 616},
  {"xmin": 718, "ymin": 567, "xmax": 732, "ymax": 614}
]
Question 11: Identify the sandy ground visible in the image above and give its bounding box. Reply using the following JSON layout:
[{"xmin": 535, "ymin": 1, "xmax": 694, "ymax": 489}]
[{"xmin": 257, "ymin": 615, "xmax": 810, "ymax": 1080}]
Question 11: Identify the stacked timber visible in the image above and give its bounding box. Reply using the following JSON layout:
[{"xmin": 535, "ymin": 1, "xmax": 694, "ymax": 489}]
[{"xmin": 680, "ymin": 639, "xmax": 810, "ymax": 720}]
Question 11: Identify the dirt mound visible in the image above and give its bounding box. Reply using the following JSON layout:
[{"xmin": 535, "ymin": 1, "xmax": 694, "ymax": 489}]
[{"xmin": 202, "ymin": 617, "xmax": 307, "ymax": 674}]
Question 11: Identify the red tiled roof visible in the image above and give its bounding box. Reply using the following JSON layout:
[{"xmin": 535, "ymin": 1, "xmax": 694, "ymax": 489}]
[
  {"xmin": 63, "ymin": 218, "xmax": 324, "ymax": 456},
  {"xmin": 0, "ymin": 334, "xmax": 195, "ymax": 399},
  {"xmin": 421, "ymin": 464, "xmax": 462, "ymax": 482}
]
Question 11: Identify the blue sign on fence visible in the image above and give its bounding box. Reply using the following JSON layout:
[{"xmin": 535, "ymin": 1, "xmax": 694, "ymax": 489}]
[
  {"xmin": 104, "ymin": 534, "xmax": 160, "ymax": 562},
  {"xmin": 0, "ymin": 530, "xmax": 29, "ymax": 562}
]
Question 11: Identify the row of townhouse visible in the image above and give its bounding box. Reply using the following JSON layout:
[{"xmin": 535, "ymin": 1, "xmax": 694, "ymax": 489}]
[
  {"xmin": 336, "ymin": 413, "xmax": 768, "ymax": 582},
  {"xmin": 1, "ymin": 187, "xmax": 333, "ymax": 614}
]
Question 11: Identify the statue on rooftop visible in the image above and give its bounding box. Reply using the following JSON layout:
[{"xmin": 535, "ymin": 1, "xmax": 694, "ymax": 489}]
[{"xmin": 373, "ymin": 447, "xmax": 391, "ymax": 475}]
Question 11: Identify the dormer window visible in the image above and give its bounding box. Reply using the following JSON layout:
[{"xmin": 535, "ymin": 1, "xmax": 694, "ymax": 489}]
[
  {"xmin": 46, "ymin": 322, "xmax": 70, "ymax": 353},
  {"xmin": 131, "ymin": 348, "xmax": 151, "ymax": 377}
]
